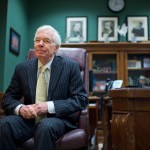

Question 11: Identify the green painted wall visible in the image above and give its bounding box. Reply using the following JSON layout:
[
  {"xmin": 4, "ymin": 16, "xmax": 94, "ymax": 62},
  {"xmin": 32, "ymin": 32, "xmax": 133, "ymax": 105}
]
[
  {"xmin": 1, "ymin": 0, "xmax": 150, "ymax": 91},
  {"xmin": 2, "ymin": 0, "xmax": 30, "ymax": 91},
  {"xmin": 28, "ymin": 0, "xmax": 150, "ymax": 46},
  {"xmin": 0, "ymin": 0, "xmax": 7, "ymax": 91}
]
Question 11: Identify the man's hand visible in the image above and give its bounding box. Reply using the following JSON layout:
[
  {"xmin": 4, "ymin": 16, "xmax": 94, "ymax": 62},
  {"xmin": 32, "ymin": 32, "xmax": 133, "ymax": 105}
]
[
  {"xmin": 19, "ymin": 105, "xmax": 37, "ymax": 119},
  {"xmin": 32, "ymin": 102, "xmax": 48, "ymax": 116},
  {"xmin": 19, "ymin": 103, "xmax": 48, "ymax": 119}
]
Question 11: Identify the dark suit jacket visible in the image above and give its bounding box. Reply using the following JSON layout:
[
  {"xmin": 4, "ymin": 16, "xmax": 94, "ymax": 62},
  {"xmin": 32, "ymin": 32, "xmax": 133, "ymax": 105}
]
[{"xmin": 2, "ymin": 55, "xmax": 88, "ymax": 128}]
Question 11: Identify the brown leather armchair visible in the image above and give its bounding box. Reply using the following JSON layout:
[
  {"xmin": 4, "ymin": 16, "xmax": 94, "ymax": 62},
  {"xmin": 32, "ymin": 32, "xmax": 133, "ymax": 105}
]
[{"xmin": 13, "ymin": 47, "xmax": 89, "ymax": 150}]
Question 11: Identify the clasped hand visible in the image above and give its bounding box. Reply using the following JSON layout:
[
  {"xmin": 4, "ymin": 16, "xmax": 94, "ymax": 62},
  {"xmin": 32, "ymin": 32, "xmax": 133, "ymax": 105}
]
[{"xmin": 19, "ymin": 102, "xmax": 48, "ymax": 119}]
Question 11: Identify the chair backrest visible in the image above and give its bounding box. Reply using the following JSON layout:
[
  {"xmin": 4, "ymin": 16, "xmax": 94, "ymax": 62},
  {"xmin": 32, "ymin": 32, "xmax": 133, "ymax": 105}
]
[{"xmin": 27, "ymin": 48, "xmax": 89, "ymax": 94}]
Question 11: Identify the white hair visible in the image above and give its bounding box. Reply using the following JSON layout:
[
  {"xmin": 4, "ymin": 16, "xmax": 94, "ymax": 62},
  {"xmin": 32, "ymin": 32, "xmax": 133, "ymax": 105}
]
[{"xmin": 34, "ymin": 25, "xmax": 61, "ymax": 47}]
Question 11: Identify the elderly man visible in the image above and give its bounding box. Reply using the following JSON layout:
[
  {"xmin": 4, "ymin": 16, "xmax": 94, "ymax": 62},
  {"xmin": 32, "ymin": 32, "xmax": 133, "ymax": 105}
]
[{"xmin": 0, "ymin": 25, "xmax": 88, "ymax": 150}]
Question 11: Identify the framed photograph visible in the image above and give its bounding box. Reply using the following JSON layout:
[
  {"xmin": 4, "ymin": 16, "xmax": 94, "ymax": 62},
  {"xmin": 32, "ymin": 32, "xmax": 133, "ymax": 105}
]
[
  {"xmin": 127, "ymin": 16, "xmax": 148, "ymax": 42},
  {"xmin": 66, "ymin": 17, "xmax": 87, "ymax": 43},
  {"xmin": 128, "ymin": 60, "xmax": 142, "ymax": 69},
  {"xmin": 143, "ymin": 57, "xmax": 150, "ymax": 68},
  {"xmin": 9, "ymin": 28, "xmax": 20, "ymax": 55},
  {"xmin": 98, "ymin": 17, "xmax": 118, "ymax": 42}
]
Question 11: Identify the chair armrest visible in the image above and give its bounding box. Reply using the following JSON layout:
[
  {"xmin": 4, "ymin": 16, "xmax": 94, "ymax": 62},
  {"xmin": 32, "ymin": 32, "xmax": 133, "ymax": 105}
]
[
  {"xmin": 56, "ymin": 129, "xmax": 87, "ymax": 150},
  {"xmin": 79, "ymin": 108, "xmax": 89, "ymax": 136},
  {"xmin": 0, "ymin": 101, "xmax": 5, "ymax": 116},
  {"xmin": 0, "ymin": 109, "xmax": 5, "ymax": 116},
  {"xmin": 0, "ymin": 92, "xmax": 5, "ymax": 117}
]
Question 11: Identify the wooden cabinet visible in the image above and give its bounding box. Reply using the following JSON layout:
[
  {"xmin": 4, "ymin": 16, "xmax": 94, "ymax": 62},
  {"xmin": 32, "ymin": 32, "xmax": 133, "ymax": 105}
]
[
  {"xmin": 62, "ymin": 42, "xmax": 150, "ymax": 93},
  {"xmin": 126, "ymin": 53, "xmax": 150, "ymax": 87}
]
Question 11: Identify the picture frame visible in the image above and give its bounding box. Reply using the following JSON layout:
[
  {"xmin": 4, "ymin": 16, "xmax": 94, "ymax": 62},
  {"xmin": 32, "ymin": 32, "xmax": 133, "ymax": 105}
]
[
  {"xmin": 98, "ymin": 17, "xmax": 118, "ymax": 42},
  {"xmin": 128, "ymin": 60, "xmax": 142, "ymax": 69},
  {"xmin": 66, "ymin": 17, "xmax": 87, "ymax": 43},
  {"xmin": 127, "ymin": 16, "xmax": 148, "ymax": 42},
  {"xmin": 143, "ymin": 57, "xmax": 150, "ymax": 68},
  {"xmin": 9, "ymin": 28, "xmax": 20, "ymax": 55}
]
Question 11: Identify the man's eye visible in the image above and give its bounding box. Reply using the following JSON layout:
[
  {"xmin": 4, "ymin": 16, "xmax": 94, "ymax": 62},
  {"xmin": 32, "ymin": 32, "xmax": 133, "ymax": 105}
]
[
  {"xmin": 43, "ymin": 39, "xmax": 51, "ymax": 43},
  {"xmin": 35, "ymin": 39, "xmax": 41, "ymax": 43},
  {"xmin": 34, "ymin": 38, "xmax": 51, "ymax": 44}
]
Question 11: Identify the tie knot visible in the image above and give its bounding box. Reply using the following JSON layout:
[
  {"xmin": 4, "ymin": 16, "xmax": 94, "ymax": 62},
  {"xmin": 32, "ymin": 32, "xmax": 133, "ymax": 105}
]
[{"xmin": 40, "ymin": 66, "xmax": 47, "ymax": 73}]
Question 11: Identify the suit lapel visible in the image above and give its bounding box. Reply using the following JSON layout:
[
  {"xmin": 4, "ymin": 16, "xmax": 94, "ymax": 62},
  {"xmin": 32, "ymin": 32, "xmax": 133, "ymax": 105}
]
[
  {"xmin": 48, "ymin": 56, "xmax": 63, "ymax": 99},
  {"xmin": 28, "ymin": 58, "xmax": 38, "ymax": 103}
]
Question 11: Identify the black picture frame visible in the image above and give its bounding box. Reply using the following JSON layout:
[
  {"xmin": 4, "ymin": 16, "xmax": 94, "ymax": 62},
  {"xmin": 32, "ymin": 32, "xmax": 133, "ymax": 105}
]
[{"xmin": 9, "ymin": 28, "xmax": 20, "ymax": 56}]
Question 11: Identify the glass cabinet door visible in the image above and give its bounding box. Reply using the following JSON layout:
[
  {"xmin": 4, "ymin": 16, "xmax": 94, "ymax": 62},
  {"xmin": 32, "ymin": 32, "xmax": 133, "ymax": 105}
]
[
  {"xmin": 92, "ymin": 54, "xmax": 117, "ymax": 93},
  {"xmin": 128, "ymin": 54, "xmax": 150, "ymax": 87}
]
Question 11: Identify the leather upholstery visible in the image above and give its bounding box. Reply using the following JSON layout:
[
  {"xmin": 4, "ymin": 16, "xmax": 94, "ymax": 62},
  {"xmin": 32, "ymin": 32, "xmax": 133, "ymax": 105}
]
[
  {"xmin": 18, "ymin": 109, "xmax": 88, "ymax": 150},
  {"xmin": 17, "ymin": 47, "xmax": 89, "ymax": 150}
]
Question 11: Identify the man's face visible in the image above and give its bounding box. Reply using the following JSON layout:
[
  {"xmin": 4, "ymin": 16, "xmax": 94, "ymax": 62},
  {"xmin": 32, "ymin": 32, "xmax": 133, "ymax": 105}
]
[
  {"xmin": 34, "ymin": 28, "xmax": 57, "ymax": 62},
  {"xmin": 74, "ymin": 23, "xmax": 81, "ymax": 31},
  {"xmin": 104, "ymin": 22, "xmax": 111, "ymax": 29}
]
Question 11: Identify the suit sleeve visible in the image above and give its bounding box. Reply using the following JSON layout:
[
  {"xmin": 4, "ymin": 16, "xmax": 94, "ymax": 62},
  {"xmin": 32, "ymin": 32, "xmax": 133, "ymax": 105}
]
[{"xmin": 2, "ymin": 64, "xmax": 23, "ymax": 115}]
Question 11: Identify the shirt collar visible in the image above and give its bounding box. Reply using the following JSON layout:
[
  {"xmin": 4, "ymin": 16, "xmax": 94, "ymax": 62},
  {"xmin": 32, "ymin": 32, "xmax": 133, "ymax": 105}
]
[{"xmin": 38, "ymin": 57, "xmax": 54, "ymax": 71}]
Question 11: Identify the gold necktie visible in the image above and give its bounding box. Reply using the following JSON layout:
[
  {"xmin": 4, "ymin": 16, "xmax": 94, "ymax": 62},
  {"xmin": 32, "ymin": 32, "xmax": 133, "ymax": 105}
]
[
  {"xmin": 35, "ymin": 66, "xmax": 47, "ymax": 123},
  {"xmin": 36, "ymin": 66, "xmax": 47, "ymax": 102}
]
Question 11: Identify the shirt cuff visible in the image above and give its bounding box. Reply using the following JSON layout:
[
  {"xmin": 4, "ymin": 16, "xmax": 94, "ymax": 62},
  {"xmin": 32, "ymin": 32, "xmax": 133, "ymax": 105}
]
[
  {"xmin": 47, "ymin": 101, "xmax": 55, "ymax": 114},
  {"xmin": 14, "ymin": 104, "xmax": 24, "ymax": 115}
]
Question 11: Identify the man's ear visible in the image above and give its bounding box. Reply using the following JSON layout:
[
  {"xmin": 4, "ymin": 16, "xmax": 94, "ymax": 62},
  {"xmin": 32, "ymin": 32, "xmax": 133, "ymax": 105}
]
[{"xmin": 55, "ymin": 45, "xmax": 59, "ymax": 51}]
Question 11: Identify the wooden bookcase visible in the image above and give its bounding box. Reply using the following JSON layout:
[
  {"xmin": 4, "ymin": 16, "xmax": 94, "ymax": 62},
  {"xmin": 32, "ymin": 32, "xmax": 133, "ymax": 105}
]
[{"xmin": 62, "ymin": 42, "xmax": 150, "ymax": 93}]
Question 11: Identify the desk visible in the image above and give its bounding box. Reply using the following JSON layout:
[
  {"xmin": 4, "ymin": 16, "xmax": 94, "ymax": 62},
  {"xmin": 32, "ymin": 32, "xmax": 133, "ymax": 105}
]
[{"xmin": 109, "ymin": 88, "xmax": 150, "ymax": 150}]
